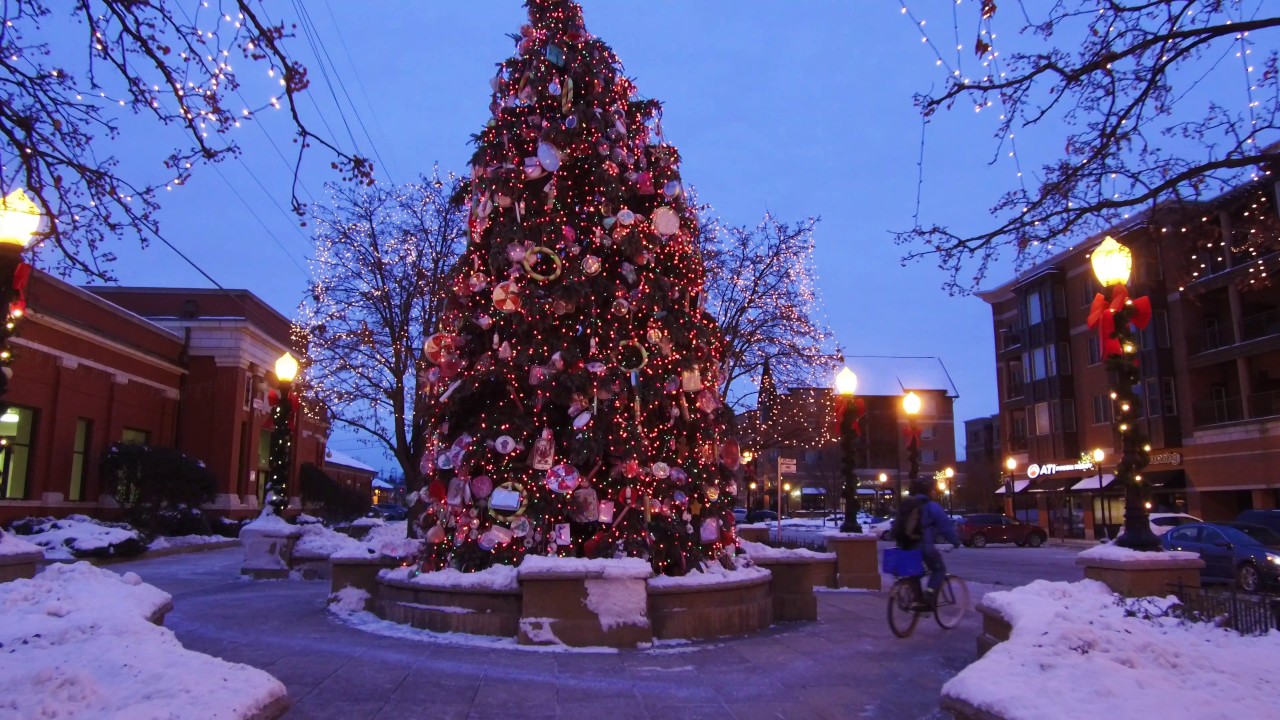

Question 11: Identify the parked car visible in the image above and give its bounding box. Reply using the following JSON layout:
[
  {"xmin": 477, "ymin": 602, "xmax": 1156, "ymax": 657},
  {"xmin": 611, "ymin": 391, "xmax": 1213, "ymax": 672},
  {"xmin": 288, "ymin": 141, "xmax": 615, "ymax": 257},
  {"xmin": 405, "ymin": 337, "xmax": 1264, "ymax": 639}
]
[
  {"xmin": 957, "ymin": 513, "xmax": 1047, "ymax": 548},
  {"xmin": 365, "ymin": 504, "xmax": 408, "ymax": 521},
  {"xmin": 1161, "ymin": 521, "xmax": 1280, "ymax": 592},
  {"xmin": 1236, "ymin": 509, "xmax": 1280, "ymax": 535},
  {"xmin": 745, "ymin": 509, "xmax": 778, "ymax": 524},
  {"xmin": 732, "ymin": 507, "xmax": 748, "ymax": 523},
  {"xmin": 864, "ymin": 516, "xmax": 894, "ymax": 540},
  {"xmin": 1116, "ymin": 512, "xmax": 1202, "ymax": 541}
]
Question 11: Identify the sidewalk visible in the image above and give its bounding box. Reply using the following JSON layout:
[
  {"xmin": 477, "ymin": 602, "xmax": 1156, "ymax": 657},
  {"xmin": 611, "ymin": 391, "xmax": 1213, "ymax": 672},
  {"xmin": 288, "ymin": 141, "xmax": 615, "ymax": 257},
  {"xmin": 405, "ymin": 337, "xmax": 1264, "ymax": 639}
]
[{"xmin": 120, "ymin": 548, "xmax": 981, "ymax": 720}]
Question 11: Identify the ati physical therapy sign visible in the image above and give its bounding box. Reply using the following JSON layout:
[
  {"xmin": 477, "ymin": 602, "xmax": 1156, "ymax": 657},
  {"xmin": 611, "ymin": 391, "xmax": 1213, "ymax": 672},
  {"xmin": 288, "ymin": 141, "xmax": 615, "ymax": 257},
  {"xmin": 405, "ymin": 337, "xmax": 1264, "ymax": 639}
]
[{"xmin": 1026, "ymin": 462, "xmax": 1092, "ymax": 479}]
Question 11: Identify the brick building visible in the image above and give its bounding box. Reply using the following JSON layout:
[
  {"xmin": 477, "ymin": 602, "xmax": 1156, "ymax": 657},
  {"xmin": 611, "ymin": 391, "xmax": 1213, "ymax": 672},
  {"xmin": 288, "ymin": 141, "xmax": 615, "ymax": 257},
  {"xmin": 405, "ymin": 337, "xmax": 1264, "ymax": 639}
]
[
  {"xmin": 739, "ymin": 356, "xmax": 959, "ymax": 515},
  {"xmin": 960, "ymin": 414, "xmax": 1003, "ymax": 512},
  {"xmin": 0, "ymin": 273, "xmax": 327, "ymax": 523},
  {"xmin": 977, "ymin": 174, "xmax": 1280, "ymax": 539}
]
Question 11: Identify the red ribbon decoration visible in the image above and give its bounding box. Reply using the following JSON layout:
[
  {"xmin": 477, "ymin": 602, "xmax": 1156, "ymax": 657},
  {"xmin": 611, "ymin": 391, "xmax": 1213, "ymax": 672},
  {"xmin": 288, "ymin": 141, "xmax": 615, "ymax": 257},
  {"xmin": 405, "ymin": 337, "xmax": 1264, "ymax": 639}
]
[
  {"xmin": 902, "ymin": 423, "xmax": 921, "ymax": 446},
  {"xmin": 832, "ymin": 396, "xmax": 865, "ymax": 437},
  {"xmin": 1087, "ymin": 283, "xmax": 1152, "ymax": 358},
  {"xmin": 12, "ymin": 262, "xmax": 31, "ymax": 300}
]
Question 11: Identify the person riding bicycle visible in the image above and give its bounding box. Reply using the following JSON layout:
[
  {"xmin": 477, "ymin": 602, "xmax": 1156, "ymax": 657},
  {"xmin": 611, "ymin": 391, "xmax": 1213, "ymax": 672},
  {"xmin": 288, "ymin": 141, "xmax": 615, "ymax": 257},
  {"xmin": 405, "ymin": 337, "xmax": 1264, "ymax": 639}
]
[{"xmin": 894, "ymin": 477, "xmax": 960, "ymax": 607}]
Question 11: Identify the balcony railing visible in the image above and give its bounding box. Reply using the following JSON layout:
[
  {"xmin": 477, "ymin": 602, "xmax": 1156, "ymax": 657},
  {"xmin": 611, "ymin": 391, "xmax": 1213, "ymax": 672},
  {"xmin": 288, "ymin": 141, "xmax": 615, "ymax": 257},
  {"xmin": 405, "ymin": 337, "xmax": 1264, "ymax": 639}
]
[
  {"xmin": 1241, "ymin": 308, "xmax": 1280, "ymax": 343},
  {"xmin": 1248, "ymin": 389, "xmax": 1280, "ymax": 420},
  {"xmin": 1192, "ymin": 396, "xmax": 1244, "ymax": 427},
  {"xmin": 1188, "ymin": 325, "xmax": 1233, "ymax": 355}
]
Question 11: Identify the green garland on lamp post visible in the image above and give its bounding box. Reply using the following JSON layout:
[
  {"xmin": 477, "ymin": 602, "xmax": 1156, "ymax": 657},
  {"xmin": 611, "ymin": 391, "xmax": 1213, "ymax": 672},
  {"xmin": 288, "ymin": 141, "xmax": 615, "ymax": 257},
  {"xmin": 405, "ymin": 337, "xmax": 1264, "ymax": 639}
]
[
  {"xmin": 1089, "ymin": 237, "xmax": 1160, "ymax": 551},
  {"xmin": 835, "ymin": 367, "xmax": 863, "ymax": 532},
  {"xmin": 265, "ymin": 352, "xmax": 299, "ymax": 517}
]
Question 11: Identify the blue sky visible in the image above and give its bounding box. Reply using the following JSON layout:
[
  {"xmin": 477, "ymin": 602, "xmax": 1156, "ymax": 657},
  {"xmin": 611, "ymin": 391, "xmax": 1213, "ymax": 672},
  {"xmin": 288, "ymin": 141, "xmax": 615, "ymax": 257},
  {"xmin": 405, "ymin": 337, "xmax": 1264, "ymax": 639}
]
[{"xmin": 91, "ymin": 2, "xmax": 1038, "ymax": 472}]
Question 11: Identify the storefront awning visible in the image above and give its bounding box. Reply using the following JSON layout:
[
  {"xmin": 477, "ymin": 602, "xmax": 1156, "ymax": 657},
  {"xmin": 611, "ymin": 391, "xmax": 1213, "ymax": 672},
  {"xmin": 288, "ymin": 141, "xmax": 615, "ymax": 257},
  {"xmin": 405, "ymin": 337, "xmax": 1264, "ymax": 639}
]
[
  {"xmin": 1027, "ymin": 476, "xmax": 1077, "ymax": 493},
  {"xmin": 1070, "ymin": 474, "xmax": 1116, "ymax": 491},
  {"xmin": 995, "ymin": 480, "xmax": 1030, "ymax": 494}
]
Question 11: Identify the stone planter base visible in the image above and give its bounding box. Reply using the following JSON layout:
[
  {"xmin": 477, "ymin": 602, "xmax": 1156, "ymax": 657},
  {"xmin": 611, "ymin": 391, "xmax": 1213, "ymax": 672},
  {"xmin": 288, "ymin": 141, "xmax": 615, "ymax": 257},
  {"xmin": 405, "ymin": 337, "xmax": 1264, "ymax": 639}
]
[
  {"xmin": 0, "ymin": 551, "xmax": 43, "ymax": 583},
  {"xmin": 518, "ymin": 568, "xmax": 651, "ymax": 648},
  {"xmin": 976, "ymin": 600, "xmax": 1012, "ymax": 658},
  {"xmin": 751, "ymin": 557, "xmax": 823, "ymax": 621},
  {"xmin": 288, "ymin": 555, "xmax": 330, "ymax": 581},
  {"xmin": 378, "ymin": 575, "xmax": 521, "ymax": 637},
  {"xmin": 825, "ymin": 535, "xmax": 880, "ymax": 590},
  {"xmin": 647, "ymin": 573, "xmax": 772, "ymax": 640},
  {"xmin": 1076, "ymin": 554, "xmax": 1204, "ymax": 598},
  {"xmin": 736, "ymin": 526, "xmax": 770, "ymax": 544},
  {"xmin": 240, "ymin": 521, "xmax": 302, "ymax": 580},
  {"xmin": 331, "ymin": 556, "xmax": 405, "ymax": 611}
]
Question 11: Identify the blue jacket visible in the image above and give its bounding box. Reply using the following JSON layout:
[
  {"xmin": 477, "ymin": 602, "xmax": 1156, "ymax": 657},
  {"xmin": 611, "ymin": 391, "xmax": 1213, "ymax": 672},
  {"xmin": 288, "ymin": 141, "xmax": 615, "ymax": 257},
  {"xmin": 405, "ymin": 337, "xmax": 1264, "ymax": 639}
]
[{"xmin": 913, "ymin": 494, "xmax": 959, "ymax": 548}]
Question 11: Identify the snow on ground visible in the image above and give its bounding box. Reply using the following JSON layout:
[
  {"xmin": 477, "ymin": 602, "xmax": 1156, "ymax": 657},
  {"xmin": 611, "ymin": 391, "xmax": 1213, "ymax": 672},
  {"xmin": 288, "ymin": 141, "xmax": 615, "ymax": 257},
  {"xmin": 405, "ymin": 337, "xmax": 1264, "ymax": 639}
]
[
  {"xmin": 0, "ymin": 562, "xmax": 286, "ymax": 719},
  {"xmin": 944, "ymin": 579, "xmax": 1280, "ymax": 720},
  {"xmin": 381, "ymin": 563, "xmax": 520, "ymax": 591},
  {"xmin": 12, "ymin": 515, "xmax": 143, "ymax": 560},
  {"xmin": 738, "ymin": 538, "xmax": 835, "ymax": 560},
  {"xmin": 1077, "ymin": 543, "xmax": 1200, "ymax": 565},
  {"xmin": 648, "ymin": 560, "xmax": 770, "ymax": 588},
  {"xmin": 0, "ymin": 530, "xmax": 41, "ymax": 556},
  {"xmin": 146, "ymin": 534, "xmax": 231, "ymax": 552},
  {"xmin": 296, "ymin": 520, "xmax": 422, "ymax": 561}
]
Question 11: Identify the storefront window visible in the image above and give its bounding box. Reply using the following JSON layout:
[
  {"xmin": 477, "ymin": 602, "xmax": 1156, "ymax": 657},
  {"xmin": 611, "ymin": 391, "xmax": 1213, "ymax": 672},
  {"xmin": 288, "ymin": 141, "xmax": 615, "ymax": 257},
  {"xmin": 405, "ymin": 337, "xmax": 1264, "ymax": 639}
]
[
  {"xmin": 69, "ymin": 419, "xmax": 91, "ymax": 502},
  {"xmin": 121, "ymin": 427, "xmax": 150, "ymax": 445},
  {"xmin": 0, "ymin": 406, "xmax": 36, "ymax": 500}
]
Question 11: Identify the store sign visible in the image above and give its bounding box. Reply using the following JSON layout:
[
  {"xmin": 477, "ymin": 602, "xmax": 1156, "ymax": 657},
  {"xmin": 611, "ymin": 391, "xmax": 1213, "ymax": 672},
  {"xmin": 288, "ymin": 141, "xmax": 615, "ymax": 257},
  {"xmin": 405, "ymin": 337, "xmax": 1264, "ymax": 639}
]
[
  {"xmin": 1026, "ymin": 461, "xmax": 1092, "ymax": 479},
  {"xmin": 1149, "ymin": 451, "xmax": 1182, "ymax": 466}
]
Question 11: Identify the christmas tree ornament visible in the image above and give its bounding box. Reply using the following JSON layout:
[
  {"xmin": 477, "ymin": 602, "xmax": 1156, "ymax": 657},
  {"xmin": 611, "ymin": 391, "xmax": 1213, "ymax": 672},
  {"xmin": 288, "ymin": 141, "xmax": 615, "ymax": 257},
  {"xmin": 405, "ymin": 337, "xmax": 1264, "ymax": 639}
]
[
  {"xmin": 571, "ymin": 410, "xmax": 593, "ymax": 429},
  {"xmin": 616, "ymin": 208, "xmax": 635, "ymax": 226},
  {"xmin": 618, "ymin": 340, "xmax": 648, "ymax": 371},
  {"xmin": 695, "ymin": 390, "xmax": 719, "ymax": 414},
  {"xmin": 523, "ymin": 246, "xmax": 563, "ymax": 281},
  {"xmin": 494, "ymin": 435, "xmax": 517, "ymax": 454},
  {"xmin": 446, "ymin": 477, "xmax": 468, "ymax": 506},
  {"xmin": 423, "ymin": 333, "xmax": 460, "ymax": 365},
  {"xmin": 651, "ymin": 461, "xmax": 671, "ymax": 479},
  {"xmin": 669, "ymin": 467, "xmax": 689, "ymax": 483},
  {"xmin": 611, "ymin": 297, "xmax": 630, "ymax": 316},
  {"xmin": 529, "ymin": 428, "xmax": 556, "ymax": 470},
  {"xmin": 681, "ymin": 367, "xmax": 703, "ymax": 392},
  {"xmin": 498, "ymin": 341, "xmax": 513, "ymax": 360},
  {"xmin": 523, "ymin": 156, "xmax": 545, "ymax": 180},
  {"xmin": 700, "ymin": 518, "xmax": 720, "ymax": 543},
  {"xmin": 470, "ymin": 475, "xmax": 494, "ymax": 499},
  {"xmin": 425, "ymin": 525, "xmax": 447, "ymax": 544},
  {"xmin": 492, "ymin": 281, "xmax": 521, "ymax": 313},
  {"xmin": 651, "ymin": 206, "xmax": 680, "ymax": 237},
  {"xmin": 509, "ymin": 516, "xmax": 531, "ymax": 537},
  {"xmin": 598, "ymin": 499, "xmax": 616, "ymax": 523},
  {"xmin": 548, "ymin": 79, "xmax": 562, "ymax": 96},
  {"xmin": 537, "ymin": 142, "xmax": 562, "ymax": 172},
  {"xmin": 582, "ymin": 255, "xmax": 602, "ymax": 275},
  {"xmin": 720, "ymin": 439, "xmax": 741, "ymax": 469},
  {"xmin": 663, "ymin": 179, "xmax": 682, "ymax": 198},
  {"xmin": 489, "ymin": 482, "xmax": 526, "ymax": 515},
  {"xmin": 554, "ymin": 523, "xmax": 572, "ymax": 545},
  {"xmin": 468, "ymin": 273, "xmax": 489, "ymax": 293},
  {"xmin": 548, "ymin": 463, "xmax": 581, "ymax": 494},
  {"xmin": 703, "ymin": 485, "xmax": 720, "ymax": 502}
]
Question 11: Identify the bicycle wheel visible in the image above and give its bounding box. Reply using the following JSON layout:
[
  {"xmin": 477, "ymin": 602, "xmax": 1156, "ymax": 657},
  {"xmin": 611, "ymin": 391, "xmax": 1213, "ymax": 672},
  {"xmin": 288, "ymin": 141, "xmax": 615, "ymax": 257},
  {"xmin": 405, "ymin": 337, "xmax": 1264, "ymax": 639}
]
[
  {"xmin": 887, "ymin": 579, "xmax": 921, "ymax": 638},
  {"xmin": 933, "ymin": 575, "xmax": 970, "ymax": 629}
]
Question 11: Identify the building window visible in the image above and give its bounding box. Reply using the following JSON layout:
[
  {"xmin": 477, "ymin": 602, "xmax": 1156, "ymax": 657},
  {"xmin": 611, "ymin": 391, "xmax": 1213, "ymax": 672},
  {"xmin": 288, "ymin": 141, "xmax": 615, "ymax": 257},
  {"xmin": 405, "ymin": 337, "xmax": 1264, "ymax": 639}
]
[
  {"xmin": 1087, "ymin": 335, "xmax": 1101, "ymax": 366},
  {"xmin": 1006, "ymin": 361, "xmax": 1025, "ymax": 399},
  {"xmin": 1054, "ymin": 286, "xmax": 1067, "ymax": 318},
  {"xmin": 1081, "ymin": 276, "xmax": 1097, "ymax": 307},
  {"xmin": 1034, "ymin": 402, "xmax": 1051, "ymax": 436},
  {"xmin": 1010, "ymin": 410, "xmax": 1028, "ymax": 447},
  {"xmin": 1061, "ymin": 399, "xmax": 1077, "ymax": 432},
  {"xmin": 243, "ymin": 374, "xmax": 255, "ymax": 409},
  {"xmin": 70, "ymin": 419, "xmax": 92, "ymax": 502},
  {"xmin": 1154, "ymin": 310, "xmax": 1170, "ymax": 348},
  {"xmin": 1093, "ymin": 395, "xmax": 1112, "ymax": 425},
  {"xmin": 1031, "ymin": 348, "xmax": 1048, "ymax": 380},
  {"xmin": 1146, "ymin": 378, "xmax": 1161, "ymax": 417},
  {"xmin": 921, "ymin": 425, "xmax": 935, "ymax": 440},
  {"xmin": 0, "ymin": 406, "xmax": 36, "ymax": 500},
  {"xmin": 1161, "ymin": 378, "xmax": 1177, "ymax": 416},
  {"xmin": 121, "ymin": 428, "xmax": 150, "ymax": 445}
]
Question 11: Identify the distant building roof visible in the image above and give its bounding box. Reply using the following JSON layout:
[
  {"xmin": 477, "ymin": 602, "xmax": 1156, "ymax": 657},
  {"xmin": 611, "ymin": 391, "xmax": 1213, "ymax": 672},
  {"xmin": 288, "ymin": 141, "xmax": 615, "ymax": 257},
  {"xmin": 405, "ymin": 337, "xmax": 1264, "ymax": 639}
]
[
  {"xmin": 838, "ymin": 356, "xmax": 959, "ymax": 398},
  {"xmin": 323, "ymin": 447, "xmax": 377, "ymax": 473},
  {"xmin": 372, "ymin": 478, "xmax": 395, "ymax": 489}
]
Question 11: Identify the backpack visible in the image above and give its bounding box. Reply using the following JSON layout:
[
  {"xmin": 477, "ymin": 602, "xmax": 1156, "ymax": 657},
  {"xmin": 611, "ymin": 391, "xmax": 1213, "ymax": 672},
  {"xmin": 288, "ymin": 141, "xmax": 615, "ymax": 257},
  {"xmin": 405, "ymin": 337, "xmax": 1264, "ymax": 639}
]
[{"xmin": 893, "ymin": 497, "xmax": 927, "ymax": 549}]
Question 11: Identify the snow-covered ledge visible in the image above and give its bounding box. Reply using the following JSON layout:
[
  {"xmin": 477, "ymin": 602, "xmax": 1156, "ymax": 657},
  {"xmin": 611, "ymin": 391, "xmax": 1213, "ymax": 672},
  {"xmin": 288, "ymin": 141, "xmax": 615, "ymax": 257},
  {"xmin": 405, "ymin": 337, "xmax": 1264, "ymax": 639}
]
[
  {"xmin": 517, "ymin": 556, "xmax": 653, "ymax": 648},
  {"xmin": 1074, "ymin": 543, "xmax": 1204, "ymax": 598},
  {"xmin": 0, "ymin": 532, "xmax": 43, "ymax": 583},
  {"xmin": 239, "ymin": 513, "xmax": 302, "ymax": 580}
]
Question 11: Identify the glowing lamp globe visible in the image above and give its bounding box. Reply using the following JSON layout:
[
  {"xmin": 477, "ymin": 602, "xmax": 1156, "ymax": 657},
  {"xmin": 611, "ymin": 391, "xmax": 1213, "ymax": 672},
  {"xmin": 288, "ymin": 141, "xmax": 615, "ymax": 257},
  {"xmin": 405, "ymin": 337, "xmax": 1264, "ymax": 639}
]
[
  {"xmin": 0, "ymin": 189, "xmax": 41, "ymax": 249},
  {"xmin": 275, "ymin": 352, "xmax": 299, "ymax": 384},
  {"xmin": 834, "ymin": 367, "xmax": 858, "ymax": 396},
  {"xmin": 1005, "ymin": 457, "xmax": 1018, "ymax": 472},
  {"xmin": 1090, "ymin": 236, "xmax": 1132, "ymax": 287},
  {"xmin": 902, "ymin": 391, "xmax": 921, "ymax": 416},
  {"xmin": 1092, "ymin": 448, "xmax": 1105, "ymax": 463}
]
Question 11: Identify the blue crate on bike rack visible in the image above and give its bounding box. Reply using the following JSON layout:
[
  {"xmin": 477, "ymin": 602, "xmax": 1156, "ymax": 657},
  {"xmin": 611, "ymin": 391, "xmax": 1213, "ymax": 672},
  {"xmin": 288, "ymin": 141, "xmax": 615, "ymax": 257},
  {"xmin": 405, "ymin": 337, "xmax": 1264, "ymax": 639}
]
[{"xmin": 882, "ymin": 548, "xmax": 923, "ymax": 578}]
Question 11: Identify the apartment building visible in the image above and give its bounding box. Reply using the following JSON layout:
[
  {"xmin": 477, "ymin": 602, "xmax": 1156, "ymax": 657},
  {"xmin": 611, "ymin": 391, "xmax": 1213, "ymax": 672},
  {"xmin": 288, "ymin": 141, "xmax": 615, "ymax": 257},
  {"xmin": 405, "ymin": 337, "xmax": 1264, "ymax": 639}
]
[{"xmin": 978, "ymin": 175, "xmax": 1280, "ymax": 539}]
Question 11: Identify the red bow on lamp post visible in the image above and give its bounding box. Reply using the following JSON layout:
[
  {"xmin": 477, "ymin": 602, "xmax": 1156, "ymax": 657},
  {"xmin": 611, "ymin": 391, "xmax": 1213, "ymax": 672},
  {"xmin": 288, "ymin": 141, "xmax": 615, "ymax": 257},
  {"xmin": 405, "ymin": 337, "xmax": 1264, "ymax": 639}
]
[
  {"xmin": 832, "ymin": 395, "xmax": 865, "ymax": 438},
  {"xmin": 1087, "ymin": 283, "xmax": 1152, "ymax": 358}
]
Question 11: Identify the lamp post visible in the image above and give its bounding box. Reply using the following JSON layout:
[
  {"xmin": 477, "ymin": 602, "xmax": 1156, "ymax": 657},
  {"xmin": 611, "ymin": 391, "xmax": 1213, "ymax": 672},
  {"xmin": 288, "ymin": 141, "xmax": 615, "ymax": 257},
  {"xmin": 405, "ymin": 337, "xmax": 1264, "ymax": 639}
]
[
  {"xmin": 782, "ymin": 482, "xmax": 792, "ymax": 518},
  {"xmin": 1089, "ymin": 236, "xmax": 1160, "ymax": 551},
  {"xmin": 264, "ymin": 351, "xmax": 299, "ymax": 517},
  {"xmin": 902, "ymin": 391, "xmax": 922, "ymax": 504},
  {"xmin": 742, "ymin": 449, "xmax": 755, "ymax": 510},
  {"xmin": 834, "ymin": 367, "xmax": 863, "ymax": 532},
  {"xmin": 878, "ymin": 472, "xmax": 888, "ymax": 515},
  {"xmin": 1091, "ymin": 448, "xmax": 1109, "ymax": 540},
  {"xmin": 1004, "ymin": 457, "xmax": 1017, "ymax": 518},
  {"xmin": 935, "ymin": 466, "xmax": 955, "ymax": 514},
  {"xmin": 0, "ymin": 189, "xmax": 41, "ymax": 399}
]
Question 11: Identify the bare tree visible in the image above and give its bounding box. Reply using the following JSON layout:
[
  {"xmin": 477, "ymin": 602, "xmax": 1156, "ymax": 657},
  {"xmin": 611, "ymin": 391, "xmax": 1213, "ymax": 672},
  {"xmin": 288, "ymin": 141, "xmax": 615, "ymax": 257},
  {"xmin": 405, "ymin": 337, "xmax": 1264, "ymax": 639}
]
[
  {"xmin": 895, "ymin": 1, "xmax": 1280, "ymax": 292},
  {"xmin": 701, "ymin": 211, "xmax": 835, "ymax": 410},
  {"xmin": 1, "ymin": 1, "xmax": 371, "ymax": 279},
  {"xmin": 295, "ymin": 170, "xmax": 465, "ymax": 490}
]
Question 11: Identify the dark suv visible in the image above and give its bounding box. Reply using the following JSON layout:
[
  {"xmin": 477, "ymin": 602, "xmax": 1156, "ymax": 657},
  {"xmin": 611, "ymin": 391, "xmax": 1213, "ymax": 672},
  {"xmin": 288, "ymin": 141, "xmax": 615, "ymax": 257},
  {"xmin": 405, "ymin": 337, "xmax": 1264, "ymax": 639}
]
[
  {"xmin": 957, "ymin": 514, "xmax": 1047, "ymax": 548},
  {"xmin": 1236, "ymin": 509, "xmax": 1280, "ymax": 535}
]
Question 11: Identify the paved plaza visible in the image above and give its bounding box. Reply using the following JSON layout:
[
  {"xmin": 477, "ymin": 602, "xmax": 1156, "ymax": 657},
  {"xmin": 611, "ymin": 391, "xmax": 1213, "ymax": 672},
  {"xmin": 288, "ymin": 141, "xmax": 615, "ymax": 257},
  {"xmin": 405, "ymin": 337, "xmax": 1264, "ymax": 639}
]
[{"xmin": 121, "ymin": 548, "xmax": 983, "ymax": 719}]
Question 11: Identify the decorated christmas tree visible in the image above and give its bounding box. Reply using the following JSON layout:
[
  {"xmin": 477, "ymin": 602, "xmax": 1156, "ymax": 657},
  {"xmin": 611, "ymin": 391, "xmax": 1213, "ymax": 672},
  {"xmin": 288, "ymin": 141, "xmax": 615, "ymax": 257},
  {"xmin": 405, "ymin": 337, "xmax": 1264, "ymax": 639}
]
[{"xmin": 414, "ymin": 0, "xmax": 741, "ymax": 576}]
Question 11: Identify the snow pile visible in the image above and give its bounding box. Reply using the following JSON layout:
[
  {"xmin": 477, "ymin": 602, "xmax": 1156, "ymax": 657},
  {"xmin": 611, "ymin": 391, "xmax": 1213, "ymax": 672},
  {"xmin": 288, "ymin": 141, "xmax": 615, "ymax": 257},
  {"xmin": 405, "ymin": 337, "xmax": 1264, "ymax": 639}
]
[
  {"xmin": 944, "ymin": 579, "xmax": 1280, "ymax": 720},
  {"xmin": 331, "ymin": 521, "xmax": 421, "ymax": 561},
  {"xmin": 737, "ymin": 539, "xmax": 835, "ymax": 561},
  {"xmin": 1077, "ymin": 543, "xmax": 1201, "ymax": 566},
  {"xmin": 0, "ymin": 562, "xmax": 286, "ymax": 719},
  {"xmin": 291, "ymin": 522, "xmax": 363, "ymax": 560},
  {"xmin": 0, "ymin": 530, "xmax": 41, "ymax": 557},
  {"xmin": 146, "ymin": 534, "xmax": 230, "ymax": 552},
  {"xmin": 517, "ymin": 555, "xmax": 653, "ymax": 579},
  {"xmin": 381, "ymin": 564, "xmax": 521, "ymax": 592},
  {"xmin": 10, "ymin": 515, "xmax": 143, "ymax": 560},
  {"xmin": 584, "ymin": 577, "xmax": 648, "ymax": 631},
  {"xmin": 328, "ymin": 586, "xmax": 371, "ymax": 613},
  {"xmin": 648, "ymin": 558, "xmax": 771, "ymax": 588}
]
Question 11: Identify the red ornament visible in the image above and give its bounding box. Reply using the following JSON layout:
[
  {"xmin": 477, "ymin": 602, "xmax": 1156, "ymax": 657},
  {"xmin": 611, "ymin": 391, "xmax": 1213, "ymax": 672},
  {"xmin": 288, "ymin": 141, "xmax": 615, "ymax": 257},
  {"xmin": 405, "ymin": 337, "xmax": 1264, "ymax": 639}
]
[{"xmin": 493, "ymin": 281, "xmax": 522, "ymax": 313}]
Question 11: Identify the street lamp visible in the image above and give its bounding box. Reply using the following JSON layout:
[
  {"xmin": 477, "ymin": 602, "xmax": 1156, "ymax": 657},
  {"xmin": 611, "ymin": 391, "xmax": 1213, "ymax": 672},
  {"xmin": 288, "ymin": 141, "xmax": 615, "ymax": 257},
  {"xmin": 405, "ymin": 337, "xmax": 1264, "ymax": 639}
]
[
  {"xmin": 1004, "ymin": 457, "xmax": 1017, "ymax": 518},
  {"xmin": 878, "ymin": 472, "xmax": 888, "ymax": 514},
  {"xmin": 782, "ymin": 482, "xmax": 792, "ymax": 517},
  {"xmin": 264, "ymin": 351, "xmax": 300, "ymax": 517},
  {"xmin": 0, "ymin": 189, "xmax": 41, "ymax": 399},
  {"xmin": 834, "ymin": 367, "xmax": 863, "ymax": 532},
  {"xmin": 902, "ymin": 391, "xmax": 922, "ymax": 506},
  {"xmin": 934, "ymin": 466, "xmax": 955, "ymax": 513},
  {"xmin": 741, "ymin": 450, "xmax": 755, "ymax": 509},
  {"xmin": 1091, "ymin": 448, "xmax": 1109, "ymax": 540},
  {"xmin": 1089, "ymin": 236, "xmax": 1160, "ymax": 550}
]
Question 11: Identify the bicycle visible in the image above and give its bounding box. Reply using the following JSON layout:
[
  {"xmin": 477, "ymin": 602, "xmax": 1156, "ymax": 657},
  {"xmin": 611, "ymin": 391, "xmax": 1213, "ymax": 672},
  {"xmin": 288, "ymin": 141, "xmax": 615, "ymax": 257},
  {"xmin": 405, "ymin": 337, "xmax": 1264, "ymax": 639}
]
[{"xmin": 883, "ymin": 547, "xmax": 970, "ymax": 638}]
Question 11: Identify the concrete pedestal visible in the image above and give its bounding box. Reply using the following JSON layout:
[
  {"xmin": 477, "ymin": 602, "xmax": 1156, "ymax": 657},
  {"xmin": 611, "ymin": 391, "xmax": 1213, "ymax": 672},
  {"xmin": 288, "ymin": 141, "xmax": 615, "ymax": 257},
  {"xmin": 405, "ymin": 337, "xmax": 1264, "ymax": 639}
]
[
  {"xmin": 0, "ymin": 550, "xmax": 43, "ymax": 583},
  {"xmin": 239, "ymin": 514, "xmax": 302, "ymax": 580},
  {"xmin": 330, "ymin": 556, "xmax": 405, "ymax": 610},
  {"xmin": 751, "ymin": 557, "xmax": 820, "ymax": 621},
  {"xmin": 736, "ymin": 526, "xmax": 770, "ymax": 544},
  {"xmin": 825, "ymin": 534, "xmax": 881, "ymax": 589},
  {"xmin": 516, "ymin": 557, "xmax": 653, "ymax": 647},
  {"xmin": 1076, "ymin": 553, "xmax": 1204, "ymax": 598}
]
